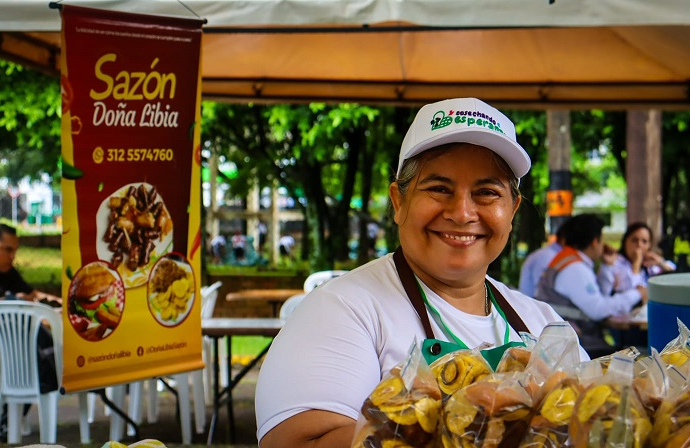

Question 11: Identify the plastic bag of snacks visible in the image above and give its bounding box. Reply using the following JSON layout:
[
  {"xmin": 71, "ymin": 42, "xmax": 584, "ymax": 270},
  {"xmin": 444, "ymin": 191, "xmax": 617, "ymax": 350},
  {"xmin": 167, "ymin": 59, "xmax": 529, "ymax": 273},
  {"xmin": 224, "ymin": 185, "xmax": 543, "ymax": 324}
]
[
  {"xmin": 633, "ymin": 348, "xmax": 687, "ymax": 419},
  {"xmin": 568, "ymin": 353, "xmax": 652, "ymax": 448},
  {"xmin": 495, "ymin": 332, "xmax": 537, "ymax": 374},
  {"xmin": 519, "ymin": 322, "xmax": 583, "ymax": 406},
  {"xmin": 650, "ymin": 377, "xmax": 690, "ymax": 448},
  {"xmin": 519, "ymin": 369, "xmax": 583, "ymax": 447},
  {"xmin": 351, "ymin": 342, "xmax": 442, "ymax": 448},
  {"xmin": 439, "ymin": 371, "xmax": 534, "ymax": 448},
  {"xmin": 528, "ymin": 322, "xmax": 582, "ymax": 372},
  {"xmin": 658, "ymin": 318, "xmax": 690, "ymax": 375},
  {"xmin": 429, "ymin": 348, "xmax": 492, "ymax": 400}
]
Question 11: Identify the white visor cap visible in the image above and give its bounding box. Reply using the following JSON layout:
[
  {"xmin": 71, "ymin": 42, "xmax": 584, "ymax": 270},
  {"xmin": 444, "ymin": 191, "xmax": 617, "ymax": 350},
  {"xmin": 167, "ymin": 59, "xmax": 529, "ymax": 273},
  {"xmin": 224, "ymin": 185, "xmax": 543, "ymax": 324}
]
[{"xmin": 397, "ymin": 98, "xmax": 531, "ymax": 179}]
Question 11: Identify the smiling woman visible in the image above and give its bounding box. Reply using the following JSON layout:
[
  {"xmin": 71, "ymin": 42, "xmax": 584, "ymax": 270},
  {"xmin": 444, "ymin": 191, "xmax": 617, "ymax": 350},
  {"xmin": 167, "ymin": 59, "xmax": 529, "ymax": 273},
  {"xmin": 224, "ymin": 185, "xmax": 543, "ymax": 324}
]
[{"xmin": 254, "ymin": 97, "xmax": 590, "ymax": 448}]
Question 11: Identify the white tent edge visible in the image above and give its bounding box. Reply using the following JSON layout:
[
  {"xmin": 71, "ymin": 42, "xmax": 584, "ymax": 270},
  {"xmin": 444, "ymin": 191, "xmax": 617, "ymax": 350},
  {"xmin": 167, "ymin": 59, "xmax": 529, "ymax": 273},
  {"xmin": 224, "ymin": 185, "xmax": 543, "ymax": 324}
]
[{"xmin": 1, "ymin": 0, "xmax": 689, "ymax": 32}]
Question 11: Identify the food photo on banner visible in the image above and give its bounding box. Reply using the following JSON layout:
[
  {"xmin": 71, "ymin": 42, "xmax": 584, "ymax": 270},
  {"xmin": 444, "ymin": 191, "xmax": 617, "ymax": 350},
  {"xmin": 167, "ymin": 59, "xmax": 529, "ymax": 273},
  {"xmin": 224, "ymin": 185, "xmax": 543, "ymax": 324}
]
[{"xmin": 58, "ymin": 4, "xmax": 205, "ymax": 393}]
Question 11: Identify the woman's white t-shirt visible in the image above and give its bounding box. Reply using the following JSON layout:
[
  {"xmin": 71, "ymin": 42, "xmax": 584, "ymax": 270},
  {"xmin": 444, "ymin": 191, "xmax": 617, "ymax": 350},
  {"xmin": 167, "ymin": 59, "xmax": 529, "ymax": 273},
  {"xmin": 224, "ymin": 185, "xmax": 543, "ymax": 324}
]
[{"xmin": 255, "ymin": 254, "xmax": 584, "ymax": 442}]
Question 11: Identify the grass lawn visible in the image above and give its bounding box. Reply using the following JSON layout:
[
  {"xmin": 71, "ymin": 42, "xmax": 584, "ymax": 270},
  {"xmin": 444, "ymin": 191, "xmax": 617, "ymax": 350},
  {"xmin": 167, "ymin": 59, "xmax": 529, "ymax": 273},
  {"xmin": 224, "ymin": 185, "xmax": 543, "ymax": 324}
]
[
  {"xmin": 14, "ymin": 246, "xmax": 62, "ymax": 286},
  {"xmin": 231, "ymin": 336, "xmax": 274, "ymax": 363}
]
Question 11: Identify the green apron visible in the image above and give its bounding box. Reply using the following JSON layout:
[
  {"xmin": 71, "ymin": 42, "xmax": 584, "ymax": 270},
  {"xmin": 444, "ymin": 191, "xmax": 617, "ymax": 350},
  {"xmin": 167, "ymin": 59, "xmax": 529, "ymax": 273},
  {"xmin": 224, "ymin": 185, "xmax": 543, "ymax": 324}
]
[{"xmin": 393, "ymin": 247, "xmax": 529, "ymax": 370}]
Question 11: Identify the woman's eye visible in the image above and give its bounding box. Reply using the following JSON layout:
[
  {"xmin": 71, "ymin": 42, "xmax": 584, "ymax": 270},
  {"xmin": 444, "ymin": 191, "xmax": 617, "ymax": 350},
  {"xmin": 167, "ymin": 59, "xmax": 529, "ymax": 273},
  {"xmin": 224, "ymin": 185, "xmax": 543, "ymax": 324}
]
[
  {"xmin": 426, "ymin": 185, "xmax": 449, "ymax": 193},
  {"xmin": 476, "ymin": 189, "xmax": 500, "ymax": 197}
]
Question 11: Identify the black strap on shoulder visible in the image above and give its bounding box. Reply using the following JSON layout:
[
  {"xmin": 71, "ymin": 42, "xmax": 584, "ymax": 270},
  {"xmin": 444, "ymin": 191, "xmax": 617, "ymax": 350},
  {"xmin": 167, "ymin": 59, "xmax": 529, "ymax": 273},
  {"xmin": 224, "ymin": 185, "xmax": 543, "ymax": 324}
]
[
  {"xmin": 487, "ymin": 282, "xmax": 529, "ymax": 333},
  {"xmin": 393, "ymin": 247, "xmax": 435, "ymax": 339},
  {"xmin": 393, "ymin": 246, "xmax": 531, "ymax": 337}
]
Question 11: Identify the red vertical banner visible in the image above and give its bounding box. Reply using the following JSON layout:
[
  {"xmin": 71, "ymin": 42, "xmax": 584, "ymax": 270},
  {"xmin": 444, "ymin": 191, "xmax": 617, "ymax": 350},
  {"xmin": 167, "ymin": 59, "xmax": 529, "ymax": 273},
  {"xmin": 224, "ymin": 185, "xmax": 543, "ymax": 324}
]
[{"xmin": 59, "ymin": 5, "xmax": 204, "ymax": 392}]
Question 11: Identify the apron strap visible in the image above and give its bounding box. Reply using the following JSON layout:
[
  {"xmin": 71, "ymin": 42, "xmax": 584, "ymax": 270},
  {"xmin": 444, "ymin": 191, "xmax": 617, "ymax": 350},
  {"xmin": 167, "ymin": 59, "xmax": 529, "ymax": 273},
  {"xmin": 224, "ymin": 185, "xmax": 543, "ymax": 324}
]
[
  {"xmin": 393, "ymin": 246, "xmax": 531, "ymax": 338},
  {"xmin": 487, "ymin": 282, "xmax": 529, "ymax": 334},
  {"xmin": 393, "ymin": 247, "xmax": 435, "ymax": 339}
]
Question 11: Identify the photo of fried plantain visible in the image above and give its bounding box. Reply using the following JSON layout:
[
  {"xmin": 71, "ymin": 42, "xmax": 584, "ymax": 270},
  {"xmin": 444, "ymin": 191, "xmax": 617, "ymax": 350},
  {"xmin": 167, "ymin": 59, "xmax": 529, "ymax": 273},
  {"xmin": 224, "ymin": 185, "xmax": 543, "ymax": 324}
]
[{"xmin": 147, "ymin": 254, "xmax": 195, "ymax": 327}]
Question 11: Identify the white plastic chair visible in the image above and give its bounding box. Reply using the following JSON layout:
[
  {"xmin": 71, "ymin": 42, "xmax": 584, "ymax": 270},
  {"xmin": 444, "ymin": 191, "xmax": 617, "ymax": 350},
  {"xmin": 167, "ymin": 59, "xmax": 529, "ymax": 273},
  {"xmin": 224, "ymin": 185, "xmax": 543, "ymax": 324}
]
[
  {"xmin": 303, "ymin": 270, "xmax": 348, "ymax": 292},
  {"xmin": 279, "ymin": 293, "xmax": 308, "ymax": 320},
  {"xmin": 126, "ymin": 281, "xmax": 224, "ymax": 440},
  {"xmin": 200, "ymin": 281, "xmax": 225, "ymax": 404},
  {"xmin": 0, "ymin": 301, "xmax": 90, "ymax": 444}
]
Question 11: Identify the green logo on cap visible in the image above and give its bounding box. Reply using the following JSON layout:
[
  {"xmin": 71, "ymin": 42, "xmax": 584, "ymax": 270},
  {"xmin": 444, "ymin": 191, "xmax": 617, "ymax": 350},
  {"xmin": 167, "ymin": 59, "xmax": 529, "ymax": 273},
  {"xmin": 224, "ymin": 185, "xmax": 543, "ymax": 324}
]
[
  {"xmin": 430, "ymin": 109, "xmax": 505, "ymax": 135},
  {"xmin": 430, "ymin": 111, "xmax": 453, "ymax": 130}
]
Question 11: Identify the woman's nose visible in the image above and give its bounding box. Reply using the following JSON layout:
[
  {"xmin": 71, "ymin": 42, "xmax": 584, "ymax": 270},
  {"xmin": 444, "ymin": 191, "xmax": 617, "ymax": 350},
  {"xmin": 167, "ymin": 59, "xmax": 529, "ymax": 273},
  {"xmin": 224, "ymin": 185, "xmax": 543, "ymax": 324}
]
[{"xmin": 444, "ymin": 194, "xmax": 478, "ymax": 223}]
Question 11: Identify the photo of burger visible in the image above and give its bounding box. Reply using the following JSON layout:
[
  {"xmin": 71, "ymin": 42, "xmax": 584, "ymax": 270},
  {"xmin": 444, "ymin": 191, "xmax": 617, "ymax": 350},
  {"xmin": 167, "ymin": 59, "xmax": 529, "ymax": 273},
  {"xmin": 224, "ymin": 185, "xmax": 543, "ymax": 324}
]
[{"xmin": 68, "ymin": 261, "xmax": 125, "ymax": 341}]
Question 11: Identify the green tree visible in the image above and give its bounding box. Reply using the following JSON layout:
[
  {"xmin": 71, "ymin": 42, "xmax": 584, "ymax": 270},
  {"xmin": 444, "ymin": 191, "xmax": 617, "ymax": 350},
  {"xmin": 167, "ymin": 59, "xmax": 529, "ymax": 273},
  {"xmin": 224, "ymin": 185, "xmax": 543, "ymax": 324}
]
[
  {"xmin": 0, "ymin": 60, "xmax": 61, "ymax": 184},
  {"xmin": 201, "ymin": 102, "xmax": 400, "ymax": 271}
]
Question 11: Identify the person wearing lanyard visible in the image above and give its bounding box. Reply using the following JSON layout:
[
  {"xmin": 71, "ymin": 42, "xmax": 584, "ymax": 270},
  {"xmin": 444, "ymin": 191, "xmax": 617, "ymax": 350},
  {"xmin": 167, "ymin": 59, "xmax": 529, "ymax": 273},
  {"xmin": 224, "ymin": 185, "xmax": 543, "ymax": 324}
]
[{"xmin": 255, "ymin": 97, "xmax": 589, "ymax": 448}]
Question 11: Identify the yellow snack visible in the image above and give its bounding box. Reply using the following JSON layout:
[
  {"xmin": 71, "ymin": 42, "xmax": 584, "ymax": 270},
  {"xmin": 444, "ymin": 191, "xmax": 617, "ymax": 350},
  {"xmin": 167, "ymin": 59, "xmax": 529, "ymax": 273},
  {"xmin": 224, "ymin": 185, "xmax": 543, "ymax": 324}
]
[
  {"xmin": 430, "ymin": 350, "xmax": 491, "ymax": 397},
  {"xmin": 541, "ymin": 385, "xmax": 578, "ymax": 426},
  {"xmin": 172, "ymin": 278, "xmax": 189, "ymax": 298},
  {"xmin": 569, "ymin": 382, "xmax": 650, "ymax": 448},
  {"xmin": 359, "ymin": 366, "xmax": 441, "ymax": 447},
  {"xmin": 442, "ymin": 375, "xmax": 533, "ymax": 447},
  {"xmin": 576, "ymin": 385, "xmax": 612, "ymax": 423},
  {"xmin": 650, "ymin": 388, "xmax": 690, "ymax": 448},
  {"xmin": 661, "ymin": 350, "xmax": 690, "ymax": 368}
]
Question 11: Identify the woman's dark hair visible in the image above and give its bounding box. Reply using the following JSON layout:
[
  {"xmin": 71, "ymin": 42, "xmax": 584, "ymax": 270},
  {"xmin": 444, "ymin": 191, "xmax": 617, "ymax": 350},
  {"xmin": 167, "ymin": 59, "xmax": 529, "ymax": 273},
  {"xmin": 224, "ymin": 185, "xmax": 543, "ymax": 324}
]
[{"xmin": 619, "ymin": 222, "xmax": 653, "ymax": 262}]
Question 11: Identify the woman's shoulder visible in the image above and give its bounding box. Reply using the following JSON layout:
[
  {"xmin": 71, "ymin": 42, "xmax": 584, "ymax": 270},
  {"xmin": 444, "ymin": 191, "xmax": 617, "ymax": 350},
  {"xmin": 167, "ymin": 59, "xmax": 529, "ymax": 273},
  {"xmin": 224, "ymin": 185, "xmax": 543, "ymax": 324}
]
[{"xmin": 308, "ymin": 254, "xmax": 406, "ymax": 308}]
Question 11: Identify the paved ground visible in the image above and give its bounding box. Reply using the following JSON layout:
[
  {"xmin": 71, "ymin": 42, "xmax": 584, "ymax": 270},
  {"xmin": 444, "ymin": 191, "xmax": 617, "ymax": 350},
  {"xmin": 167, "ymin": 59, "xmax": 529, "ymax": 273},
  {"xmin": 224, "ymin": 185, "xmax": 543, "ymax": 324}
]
[{"xmin": 11, "ymin": 368, "xmax": 260, "ymax": 447}]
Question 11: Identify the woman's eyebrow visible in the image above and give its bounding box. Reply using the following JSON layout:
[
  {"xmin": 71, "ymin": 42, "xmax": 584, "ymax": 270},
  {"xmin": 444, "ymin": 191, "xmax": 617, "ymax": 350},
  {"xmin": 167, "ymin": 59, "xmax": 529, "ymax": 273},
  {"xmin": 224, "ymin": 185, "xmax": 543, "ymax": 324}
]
[
  {"xmin": 475, "ymin": 177, "xmax": 508, "ymax": 188},
  {"xmin": 418, "ymin": 173, "xmax": 452, "ymax": 185}
]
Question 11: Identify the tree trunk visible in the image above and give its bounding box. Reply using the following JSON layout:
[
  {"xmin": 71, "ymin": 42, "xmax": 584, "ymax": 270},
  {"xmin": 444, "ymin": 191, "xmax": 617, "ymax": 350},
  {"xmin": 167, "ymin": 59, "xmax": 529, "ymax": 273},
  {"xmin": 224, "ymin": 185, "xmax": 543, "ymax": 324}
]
[{"xmin": 626, "ymin": 110, "xmax": 662, "ymax": 237}]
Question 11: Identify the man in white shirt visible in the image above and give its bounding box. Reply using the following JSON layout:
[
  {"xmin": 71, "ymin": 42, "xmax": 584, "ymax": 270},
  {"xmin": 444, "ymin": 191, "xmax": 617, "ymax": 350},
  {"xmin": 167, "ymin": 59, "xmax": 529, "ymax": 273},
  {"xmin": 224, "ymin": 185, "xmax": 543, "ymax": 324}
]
[
  {"xmin": 210, "ymin": 234, "xmax": 226, "ymax": 264},
  {"xmin": 279, "ymin": 234, "xmax": 296, "ymax": 260},
  {"xmin": 518, "ymin": 217, "xmax": 572, "ymax": 297},
  {"xmin": 535, "ymin": 214, "xmax": 647, "ymax": 357}
]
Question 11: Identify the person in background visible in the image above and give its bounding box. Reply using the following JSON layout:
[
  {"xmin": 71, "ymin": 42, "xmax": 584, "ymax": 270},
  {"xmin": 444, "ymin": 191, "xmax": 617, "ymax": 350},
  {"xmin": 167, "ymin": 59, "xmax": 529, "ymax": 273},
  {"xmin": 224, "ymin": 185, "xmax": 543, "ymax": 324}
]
[
  {"xmin": 518, "ymin": 217, "xmax": 573, "ymax": 297},
  {"xmin": 257, "ymin": 221, "xmax": 268, "ymax": 255},
  {"xmin": 0, "ymin": 223, "xmax": 60, "ymax": 440},
  {"xmin": 256, "ymin": 97, "xmax": 588, "ymax": 448},
  {"xmin": 598, "ymin": 221, "xmax": 676, "ymax": 295},
  {"xmin": 534, "ymin": 214, "xmax": 647, "ymax": 357},
  {"xmin": 210, "ymin": 233, "xmax": 227, "ymax": 264},
  {"xmin": 231, "ymin": 230, "xmax": 246, "ymax": 261},
  {"xmin": 0, "ymin": 223, "xmax": 61, "ymax": 304},
  {"xmin": 278, "ymin": 234, "xmax": 296, "ymax": 261}
]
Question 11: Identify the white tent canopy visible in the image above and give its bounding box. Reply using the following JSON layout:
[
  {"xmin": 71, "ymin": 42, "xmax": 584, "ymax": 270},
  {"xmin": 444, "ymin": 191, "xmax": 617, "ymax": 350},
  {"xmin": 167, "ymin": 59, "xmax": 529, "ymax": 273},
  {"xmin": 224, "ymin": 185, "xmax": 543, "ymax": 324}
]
[
  {"xmin": 2, "ymin": 0, "xmax": 690, "ymax": 30},
  {"xmin": 1, "ymin": 0, "xmax": 690, "ymax": 108}
]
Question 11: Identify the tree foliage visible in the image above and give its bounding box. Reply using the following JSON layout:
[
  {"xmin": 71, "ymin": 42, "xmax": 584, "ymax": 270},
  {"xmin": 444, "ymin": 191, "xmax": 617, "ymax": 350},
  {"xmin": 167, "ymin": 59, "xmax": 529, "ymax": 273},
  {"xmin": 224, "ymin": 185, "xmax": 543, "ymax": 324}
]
[
  {"xmin": 0, "ymin": 60, "xmax": 61, "ymax": 184},
  {"xmin": 200, "ymin": 101, "xmax": 404, "ymax": 270}
]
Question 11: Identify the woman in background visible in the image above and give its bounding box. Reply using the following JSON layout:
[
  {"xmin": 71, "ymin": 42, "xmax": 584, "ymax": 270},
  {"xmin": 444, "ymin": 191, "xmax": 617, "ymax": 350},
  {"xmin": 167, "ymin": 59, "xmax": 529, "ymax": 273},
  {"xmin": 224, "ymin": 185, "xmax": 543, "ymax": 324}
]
[{"xmin": 598, "ymin": 222, "xmax": 676, "ymax": 296}]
